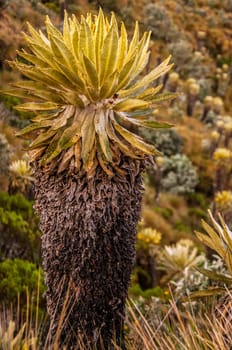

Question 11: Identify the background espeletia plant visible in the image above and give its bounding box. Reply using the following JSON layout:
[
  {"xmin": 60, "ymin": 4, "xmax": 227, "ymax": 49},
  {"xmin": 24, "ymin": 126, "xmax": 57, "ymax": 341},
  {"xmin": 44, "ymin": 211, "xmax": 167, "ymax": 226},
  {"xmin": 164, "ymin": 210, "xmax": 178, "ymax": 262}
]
[
  {"xmin": 168, "ymin": 40, "xmax": 204, "ymax": 78},
  {"xmin": 142, "ymin": 3, "xmax": 180, "ymax": 42},
  {"xmin": 157, "ymin": 239, "xmax": 205, "ymax": 286},
  {"xmin": 0, "ymin": 133, "xmax": 10, "ymax": 176},
  {"xmin": 8, "ymin": 159, "xmax": 34, "ymax": 196},
  {"xmin": 173, "ymin": 254, "xmax": 228, "ymax": 299},
  {"xmin": 159, "ymin": 154, "xmax": 199, "ymax": 195},
  {"xmin": 140, "ymin": 128, "xmax": 184, "ymax": 157}
]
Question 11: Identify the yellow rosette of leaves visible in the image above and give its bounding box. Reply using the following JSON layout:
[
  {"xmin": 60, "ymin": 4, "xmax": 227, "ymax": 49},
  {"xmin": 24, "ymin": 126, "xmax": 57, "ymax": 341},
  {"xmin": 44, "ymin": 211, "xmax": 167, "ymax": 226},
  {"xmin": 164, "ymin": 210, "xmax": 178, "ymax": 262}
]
[{"xmin": 3, "ymin": 10, "xmax": 176, "ymax": 177}]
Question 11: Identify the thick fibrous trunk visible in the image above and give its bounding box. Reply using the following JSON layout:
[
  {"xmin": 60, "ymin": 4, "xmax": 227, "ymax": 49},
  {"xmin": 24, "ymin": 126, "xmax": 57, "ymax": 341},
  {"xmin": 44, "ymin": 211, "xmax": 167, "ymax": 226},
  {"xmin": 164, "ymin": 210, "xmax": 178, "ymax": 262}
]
[{"xmin": 33, "ymin": 156, "xmax": 145, "ymax": 349}]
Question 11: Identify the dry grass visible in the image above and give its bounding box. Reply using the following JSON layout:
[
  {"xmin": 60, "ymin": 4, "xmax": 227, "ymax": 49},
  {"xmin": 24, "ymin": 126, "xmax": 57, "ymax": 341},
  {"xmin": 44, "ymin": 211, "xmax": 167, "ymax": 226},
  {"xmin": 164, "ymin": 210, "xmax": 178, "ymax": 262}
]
[
  {"xmin": 126, "ymin": 296, "xmax": 232, "ymax": 350},
  {"xmin": 1, "ymin": 291, "xmax": 232, "ymax": 350}
]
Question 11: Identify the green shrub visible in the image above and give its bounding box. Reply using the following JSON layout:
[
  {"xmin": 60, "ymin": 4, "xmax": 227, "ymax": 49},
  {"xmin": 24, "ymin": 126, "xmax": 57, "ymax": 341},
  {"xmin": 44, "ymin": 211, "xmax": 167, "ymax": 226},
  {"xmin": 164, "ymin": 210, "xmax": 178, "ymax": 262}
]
[
  {"xmin": 0, "ymin": 192, "xmax": 41, "ymax": 263},
  {"xmin": 173, "ymin": 220, "xmax": 191, "ymax": 232},
  {"xmin": 0, "ymin": 95, "xmax": 21, "ymax": 111},
  {"xmin": 43, "ymin": 2, "xmax": 60, "ymax": 13},
  {"xmin": 129, "ymin": 283, "xmax": 168, "ymax": 300},
  {"xmin": 0, "ymin": 259, "xmax": 45, "ymax": 304},
  {"xmin": 154, "ymin": 207, "xmax": 173, "ymax": 219},
  {"xmin": 187, "ymin": 192, "xmax": 209, "ymax": 210}
]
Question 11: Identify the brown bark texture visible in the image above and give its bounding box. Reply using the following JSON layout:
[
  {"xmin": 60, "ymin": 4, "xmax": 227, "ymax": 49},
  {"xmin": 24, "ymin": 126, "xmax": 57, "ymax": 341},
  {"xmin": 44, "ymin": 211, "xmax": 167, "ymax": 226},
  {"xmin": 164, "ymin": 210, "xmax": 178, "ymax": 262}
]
[{"xmin": 33, "ymin": 156, "xmax": 146, "ymax": 349}]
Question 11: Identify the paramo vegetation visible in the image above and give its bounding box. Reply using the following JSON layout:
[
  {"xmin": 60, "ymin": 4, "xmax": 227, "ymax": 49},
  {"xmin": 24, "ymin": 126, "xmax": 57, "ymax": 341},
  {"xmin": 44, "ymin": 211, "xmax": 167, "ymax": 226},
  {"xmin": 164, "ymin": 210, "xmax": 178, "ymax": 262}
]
[{"xmin": 0, "ymin": 0, "xmax": 232, "ymax": 349}]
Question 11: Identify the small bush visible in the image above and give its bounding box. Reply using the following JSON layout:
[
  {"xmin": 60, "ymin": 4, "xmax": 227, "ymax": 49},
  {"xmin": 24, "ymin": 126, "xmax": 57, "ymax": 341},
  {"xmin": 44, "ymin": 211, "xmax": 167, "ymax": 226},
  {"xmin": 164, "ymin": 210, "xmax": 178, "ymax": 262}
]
[
  {"xmin": 141, "ymin": 129, "xmax": 184, "ymax": 156},
  {"xmin": 160, "ymin": 154, "xmax": 199, "ymax": 194},
  {"xmin": 143, "ymin": 3, "xmax": 180, "ymax": 42},
  {"xmin": 0, "ymin": 192, "xmax": 41, "ymax": 263},
  {"xmin": 0, "ymin": 259, "xmax": 45, "ymax": 304}
]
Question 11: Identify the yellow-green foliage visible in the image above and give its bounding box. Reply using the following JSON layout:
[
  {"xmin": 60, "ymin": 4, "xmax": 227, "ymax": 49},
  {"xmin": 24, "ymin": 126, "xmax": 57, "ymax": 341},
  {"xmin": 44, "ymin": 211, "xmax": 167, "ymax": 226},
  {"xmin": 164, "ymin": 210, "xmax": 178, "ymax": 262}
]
[
  {"xmin": 4, "ymin": 10, "xmax": 176, "ymax": 176},
  {"xmin": 196, "ymin": 211, "xmax": 232, "ymax": 274}
]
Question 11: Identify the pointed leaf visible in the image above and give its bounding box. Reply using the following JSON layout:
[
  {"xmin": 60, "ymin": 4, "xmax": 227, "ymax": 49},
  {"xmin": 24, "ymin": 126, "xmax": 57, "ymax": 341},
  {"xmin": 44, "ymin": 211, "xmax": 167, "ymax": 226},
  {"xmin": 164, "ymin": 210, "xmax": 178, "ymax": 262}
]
[
  {"xmin": 148, "ymin": 92, "xmax": 180, "ymax": 103},
  {"xmin": 112, "ymin": 117, "xmax": 155, "ymax": 155},
  {"xmin": 79, "ymin": 18, "xmax": 95, "ymax": 63},
  {"xmin": 117, "ymin": 112, "xmax": 172, "ymax": 129},
  {"xmin": 123, "ymin": 32, "xmax": 151, "ymax": 84},
  {"xmin": 15, "ymin": 102, "xmax": 59, "ymax": 111},
  {"xmin": 57, "ymin": 108, "xmax": 86, "ymax": 149},
  {"xmin": 195, "ymin": 230, "xmax": 225, "ymax": 257},
  {"xmin": 45, "ymin": 16, "xmax": 63, "ymax": 41},
  {"xmin": 126, "ymin": 21, "xmax": 139, "ymax": 61},
  {"xmin": 41, "ymin": 130, "xmax": 64, "ymax": 165},
  {"xmin": 106, "ymin": 111, "xmax": 139, "ymax": 159},
  {"xmin": 181, "ymin": 288, "xmax": 226, "ymax": 302},
  {"xmin": 51, "ymin": 106, "xmax": 75, "ymax": 130},
  {"xmin": 17, "ymin": 121, "xmax": 52, "ymax": 136},
  {"xmin": 54, "ymin": 62, "xmax": 85, "ymax": 91},
  {"xmin": 124, "ymin": 108, "xmax": 154, "ymax": 118},
  {"xmin": 117, "ymin": 22, "xmax": 128, "ymax": 70},
  {"xmin": 50, "ymin": 35, "xmax": 78, "ymax": 73},
  {"xmin": 195, "ymin": 267, "xmax": 232, "ymax": 284},
  {"xmin": 58, "ymin": 124, "xmax": 81, "ymax": 150},
  {"xmin": 57, "ymin": 146, "xmax": 75, "ymax": 174},
  {"xmin": 100, "ymin": 22, "xmax": 118, "ymax": 84},
  {"xmin": 83, "ymin": 141, "xmax": 97, "ymax": 172},
  {"xmin": 99, "ymin": 71, "xmax": 119, "ymax": 99},
  {"xmin": 29, "ymin": 147, "xmax": 46, "ymax": 161},
  {"xmin": 63, "ymin": 11, "xmax": 72, "ymax": 50},
  {"xmin": 134, "ymin": 32, "xmax": 151, "ymax": 73},
  {"xmin": 97, "ymin": 146, "xmax": 114, "ymax": 177},
  {"xmin": 113, "ymin": 98, "xmax": 150, "ymax": 112},
  {"xmin": 0, "ymin": 88, "xmax": 36, "ymax": 100},
  {"xmin": 125, "ymin": 85, "xmax": 163, "ymax": 100},
  {"xmin": 81, "ymin": 107, "xmax": 95, "ymax": 163},
  {"xmin": 117, "ymin": 53, "xmax": 138, "ymax": 90},
  {"xmin": 26, "ymin": 43, "xmax": 57, "ymax": 69},
  {"xmin": 82, "ymin": 53, "xmax": 99, "ymax": 89},
  {"xmin": 201, "ymin": 220, "xmax": 225, "ymax": 252},
  {"xmin": 119, "ymin": 56, "xmax": 173, "ymax": 96},
  {"xmin": 94, "ymin": 8, "xmax": 105, "ymax": 71},
  {"xmin": 95, "ymin": 109, "xmax": 112, "ymax": 162},
  {"xmin": 17, "ymin": 50, "xmax": 48, "ymax": 68},
  {"xmin": 9, "ymin": 62, "xmax": 73, "ymax": 91},
  {"xmin": 25, "ymin": 22, "xmax": 50, "ymax": 49},
  {"xmin": 29, "ymin": 128, "xmax": 57, "ymax": 149}
]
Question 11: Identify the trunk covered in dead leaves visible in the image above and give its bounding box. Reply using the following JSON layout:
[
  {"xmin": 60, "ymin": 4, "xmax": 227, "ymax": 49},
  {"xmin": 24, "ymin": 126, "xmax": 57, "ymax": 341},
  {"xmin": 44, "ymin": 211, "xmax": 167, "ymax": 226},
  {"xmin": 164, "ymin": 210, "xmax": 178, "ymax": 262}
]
[{"xmin": 33, "ymin": 156, "xmax": 145, "ymax": 349}]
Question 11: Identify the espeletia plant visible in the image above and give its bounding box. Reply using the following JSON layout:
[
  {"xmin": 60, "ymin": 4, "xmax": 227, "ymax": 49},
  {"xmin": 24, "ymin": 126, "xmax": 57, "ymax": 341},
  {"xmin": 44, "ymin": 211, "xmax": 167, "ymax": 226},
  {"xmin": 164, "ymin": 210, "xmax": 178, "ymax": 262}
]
[
  {"xmin": 168, "ymin": 40, "xmax": 203, "ymax": 78},
  {"xmin": 160, "ymin": 154, "xmax": 199, "ymax": 194},
  {"xmin": 2, "ymin": 10, "xmax": 176, "ymax": 349},
  {"xmin": 9, "ymin": 159, "xmax": 33, "ymax": 195},
  {"xmin": 143, "ymin": 3, "xmax": 180, "ymax": 42}
]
